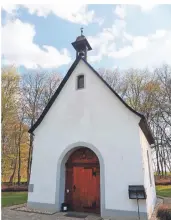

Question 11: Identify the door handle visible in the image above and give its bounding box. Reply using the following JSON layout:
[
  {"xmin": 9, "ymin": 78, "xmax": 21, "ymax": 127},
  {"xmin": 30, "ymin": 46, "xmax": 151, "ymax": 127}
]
[{"xmin": 73, "ymin": 185, "xmax": 76, "ymax": 192}]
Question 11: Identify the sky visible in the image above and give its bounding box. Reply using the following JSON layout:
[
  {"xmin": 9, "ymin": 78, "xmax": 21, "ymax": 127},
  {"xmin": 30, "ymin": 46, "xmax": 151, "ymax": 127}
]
[{"xmin": 1, "ymin": 4, "xmax": 171, "ymax": 75}]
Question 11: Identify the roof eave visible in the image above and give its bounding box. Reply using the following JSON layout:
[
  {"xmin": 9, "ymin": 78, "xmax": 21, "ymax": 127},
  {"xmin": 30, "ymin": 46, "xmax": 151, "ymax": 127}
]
[{"xmin": 139, "ymin": 118, "xmax": 155, "ymax": 145}]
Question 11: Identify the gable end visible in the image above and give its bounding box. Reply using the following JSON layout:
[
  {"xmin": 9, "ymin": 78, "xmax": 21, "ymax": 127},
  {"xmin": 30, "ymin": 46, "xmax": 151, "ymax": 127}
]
[{"xmin": 28, "ymin": 57, "xmax": 154, "ymax": 145}]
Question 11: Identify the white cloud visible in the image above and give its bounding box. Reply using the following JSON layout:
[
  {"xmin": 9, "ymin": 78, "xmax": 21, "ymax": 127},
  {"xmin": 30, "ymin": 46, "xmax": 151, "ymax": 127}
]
[
  {"xmin": 132, "ymin": 36, "xmax": 148, "ymax": 50},
  {"xmin": 2, "ymin": 4, "xmax": 18, "ymax": 14},
  {"xmin": 115, "ymin": 30, "xmax": 171, "ymax": 68},
  {"xmin": 88, "ymin": 16, "xmax": 171, "ymax": 68},
  {"xmin": 2, "ymin": 4, "xmax": 102, "ymax": 25},
  {"xmin": 109, "ymin": 46, "xmax": 132, "ymax": 58},
  {"xmin": 88, "ymin": 32, "xmax": 113, "ymax": 62},
  {"xmin": 150, "ymin": 30, "xmax": 167, "ymax": 39},
  {"xmin": 2, "ymin": 19, "xmax": 71, "ymax": 69},
  {"xmin": 1, "ymin": 4, "xmax": 19, "ymax": 20},
  {"xmin": 88, "ymin": 19, "xmax": 126, "ymax": 62},
  {"xmin": 138, "ymin": 3, "xmax": 156, "ymax": 11},
  {"xmin": 23, "ymin": 4, "xmax": 95, "ymax": 25},
  {"xmin": 114, "ymin": 5, "xmax": 126, "ymax": 19},
  {"xmin": 122, "ymin": 31, "xmax": 171, "ymax": 69}
]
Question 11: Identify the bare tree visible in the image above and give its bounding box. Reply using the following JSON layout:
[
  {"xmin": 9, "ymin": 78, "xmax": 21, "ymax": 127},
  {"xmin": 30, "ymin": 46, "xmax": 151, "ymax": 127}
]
[
  {"xmin": 20, "ymin": 72, "xmax": 62, "ymax": 182},
  {"xmin": 99, "ymin": 65, "xmax": 171, "ymax": 176}
]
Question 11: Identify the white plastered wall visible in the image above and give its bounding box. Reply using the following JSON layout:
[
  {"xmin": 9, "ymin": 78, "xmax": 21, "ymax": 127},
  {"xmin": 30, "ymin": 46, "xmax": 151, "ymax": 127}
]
[
  {"xmin": 28, "ymin": 59, "xmax": 149, "ymax": 214},
  {"xmin": 139, "ymin": 128, "xmax": 157, "ymax": 218}
]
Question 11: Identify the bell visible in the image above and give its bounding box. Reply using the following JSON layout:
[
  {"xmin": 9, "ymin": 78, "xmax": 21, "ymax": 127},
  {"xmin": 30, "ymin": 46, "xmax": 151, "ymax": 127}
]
[{"xmin": 79, "ymin": 51, "xmax": 85, "ymax": 58}]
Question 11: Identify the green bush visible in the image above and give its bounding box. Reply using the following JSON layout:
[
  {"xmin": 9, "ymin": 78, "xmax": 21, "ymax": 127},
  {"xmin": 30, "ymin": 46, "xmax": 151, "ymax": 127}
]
[{"xmin": 157, "ymin": 205, "xmax": 171, "ymax": 220}]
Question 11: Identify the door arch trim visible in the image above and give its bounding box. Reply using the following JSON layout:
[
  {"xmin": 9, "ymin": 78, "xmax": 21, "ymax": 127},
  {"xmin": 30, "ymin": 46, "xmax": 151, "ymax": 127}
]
[{"xmin": 65, "ymin": 147, "xmax": 100, "ymax": 213}]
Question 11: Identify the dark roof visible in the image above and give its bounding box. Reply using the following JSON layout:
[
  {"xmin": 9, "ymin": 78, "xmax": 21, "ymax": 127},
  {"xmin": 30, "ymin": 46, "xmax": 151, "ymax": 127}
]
[
  {"xmin": 72, "ymin": 37, "xmax": 92, "ymax": 51},
  {"xmin": 76, "ymin": 35, "xmax": 86, "ymax": 41},
  {"xmin": 28, "ymin": 57, "xmax": 154, "ymax": 145}
]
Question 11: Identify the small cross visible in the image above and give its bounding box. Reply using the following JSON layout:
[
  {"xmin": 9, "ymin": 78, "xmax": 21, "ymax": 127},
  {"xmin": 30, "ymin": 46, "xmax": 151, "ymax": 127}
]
[{"xmin": 81, "ymin": 27, "xmax": 84, "ymax": 36}]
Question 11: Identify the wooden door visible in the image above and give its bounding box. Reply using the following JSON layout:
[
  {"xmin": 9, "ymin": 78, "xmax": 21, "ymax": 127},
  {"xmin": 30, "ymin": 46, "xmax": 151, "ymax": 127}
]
[
  {"xmin": 65, "ymin": 148, "xmax": 100, "ymax": 213},
  {"xmin": 72, "ymin": 166, "xmax": 100, "ymax": 213}
]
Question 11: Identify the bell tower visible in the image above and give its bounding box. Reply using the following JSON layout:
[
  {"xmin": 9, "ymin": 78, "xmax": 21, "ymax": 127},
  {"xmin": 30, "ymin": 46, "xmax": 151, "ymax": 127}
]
[{"xmin": 72, "ymin": 28, "xmax": 92, "ymax": 61}]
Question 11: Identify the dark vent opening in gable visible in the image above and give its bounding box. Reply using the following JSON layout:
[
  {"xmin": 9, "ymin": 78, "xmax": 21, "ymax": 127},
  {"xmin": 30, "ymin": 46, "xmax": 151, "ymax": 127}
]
[{"xmin": 77, "ymin": 75, "xmax": 84, "ymax": 89}]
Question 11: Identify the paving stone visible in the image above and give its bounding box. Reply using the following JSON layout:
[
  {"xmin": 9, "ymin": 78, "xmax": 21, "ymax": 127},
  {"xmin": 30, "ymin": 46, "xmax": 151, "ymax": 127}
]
[{"xmin": 2, "ymin": 204, "xmax": 102, "ymax": 220}]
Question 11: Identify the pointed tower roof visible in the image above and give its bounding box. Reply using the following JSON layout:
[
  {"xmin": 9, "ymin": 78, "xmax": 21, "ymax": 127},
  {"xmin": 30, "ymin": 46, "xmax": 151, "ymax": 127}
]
[{"xmin": 71, "ymin": 28, "xmax": 92, "ymax": 61}]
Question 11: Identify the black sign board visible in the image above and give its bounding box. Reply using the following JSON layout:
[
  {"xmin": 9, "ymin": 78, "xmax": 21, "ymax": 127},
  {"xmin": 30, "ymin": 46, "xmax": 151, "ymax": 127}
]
[{"xmin": 128, "ymin": 185, "xmax": 146, "ymax": 199}]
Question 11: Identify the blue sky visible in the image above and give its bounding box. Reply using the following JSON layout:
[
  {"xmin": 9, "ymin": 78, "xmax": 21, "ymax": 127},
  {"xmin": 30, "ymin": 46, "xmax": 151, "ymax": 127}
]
[{"xmin": 1, "ymin": 4, "xmax": 171, "ymax": 75}]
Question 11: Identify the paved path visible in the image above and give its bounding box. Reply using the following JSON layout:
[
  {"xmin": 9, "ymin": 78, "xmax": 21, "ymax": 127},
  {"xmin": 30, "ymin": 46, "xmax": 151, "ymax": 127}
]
[
  {"xmin": 150, "ymin": 198, "xmax": 163, "ymax": 220},
  {"xmin": 163, "ymin": 197, "xmax": 171, "ymax": 205},
  {"xmin": 2, "ymin": 205, "xmax": 101, "ymax": 220},
  {"xmin": 2, "ymin": 198, "xmax": 171, "ymax": 220},
  {"xmin": 1, "ymin": 205, "xmax": 151, "ymax": 220},
  {"xmin": 150, "ymin": 197, "xmax": 171, "ymax": 220}
]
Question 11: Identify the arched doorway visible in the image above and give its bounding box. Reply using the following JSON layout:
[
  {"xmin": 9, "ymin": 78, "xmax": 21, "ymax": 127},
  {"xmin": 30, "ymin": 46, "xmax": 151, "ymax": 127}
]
[{"xmin": 64, "ymin": 147, "xmax": 100, "ymax": 214}]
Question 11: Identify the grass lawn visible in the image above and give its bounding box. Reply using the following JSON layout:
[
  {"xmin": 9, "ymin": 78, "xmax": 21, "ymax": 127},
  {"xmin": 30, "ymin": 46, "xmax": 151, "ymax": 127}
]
[
  {"xmin": 2, "ymin": 192, "xmax": 28, "ymax": 207},
  {"xmin": 156, "ymin": 185, "xmax": 171, "ymax": 198}
]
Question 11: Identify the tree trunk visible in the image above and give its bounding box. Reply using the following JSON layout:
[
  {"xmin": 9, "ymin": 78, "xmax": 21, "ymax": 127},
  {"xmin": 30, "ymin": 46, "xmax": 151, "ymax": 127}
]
[
  {"xmin": 17, "ymin": 122, "xmax": 22, "ymax": 185},
  {"xmin": 18, "ymin": 145, "xmax": 21, "ymax": 185},
  {"xmin": 27, "ymin": 133, "xmax": 33, "ymax": 184},
  {"xmin": 156, "ymin": 146, "xmax": 160, "ymax": 175},
  {"xmin": 9, "ymin": 158, "xmax": 17, "ymax": 183},
  {"xmin": 9, "ymin": 126, "xmax": 18, "ymax": 183}
]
